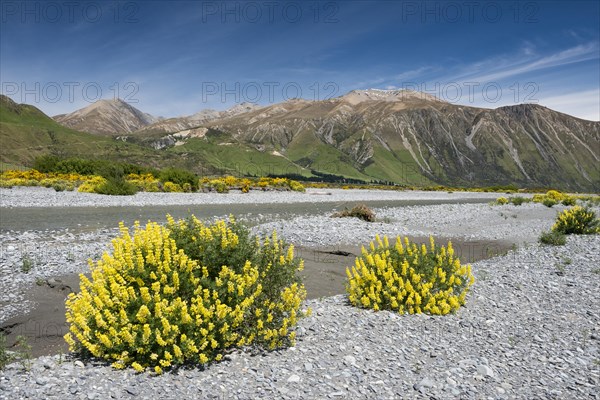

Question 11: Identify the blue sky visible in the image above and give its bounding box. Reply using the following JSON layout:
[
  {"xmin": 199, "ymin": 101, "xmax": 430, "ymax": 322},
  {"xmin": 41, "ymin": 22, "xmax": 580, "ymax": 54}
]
[{"xmin": 1, "ymin": 0, "xmax": 599, "ymax": 120}]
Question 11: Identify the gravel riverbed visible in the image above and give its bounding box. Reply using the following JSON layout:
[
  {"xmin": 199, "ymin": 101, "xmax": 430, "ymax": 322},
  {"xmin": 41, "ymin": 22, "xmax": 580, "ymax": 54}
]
[
  {"xmin": 1, "ymin": 189, "xmax": 599, "ymax": 399},
  {"xmin": 256, "ymin": 202, "xmax": 565, "ymax": 246},
  {"xmin": 0, "ymin": 187, "xmax": 500, "ymax": 208}
]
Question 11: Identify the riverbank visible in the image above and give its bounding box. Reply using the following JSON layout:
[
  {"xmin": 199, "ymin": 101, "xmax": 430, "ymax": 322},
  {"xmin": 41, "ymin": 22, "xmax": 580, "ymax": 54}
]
[
  {"xmin": 1, "ymin": 189, "xmax": 598, "ymax": 399},
  {"xmin": 1, "ymin": 235, "xmax": 598, "ymax": 399}
]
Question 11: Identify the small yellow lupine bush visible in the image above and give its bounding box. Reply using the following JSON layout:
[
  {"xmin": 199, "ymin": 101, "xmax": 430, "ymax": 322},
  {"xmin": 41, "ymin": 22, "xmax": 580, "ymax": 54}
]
[
  {"xmin": 127, "ymin": 174, "xmax": 161, "ymax": 192},
  {"xmin": 65, "ymin": 215, "xmax": 308, "ymax": 373},
  {"xmin": 551, "ymin": 206, "xmax": 600, "ymax": 235},
  {"xmin": 77, "ymin": 176, "xmax": 108, "ymax": 193},
  {"xmin": 162, "ymin": 182, "xmax": 184, "ymax": 192},
  {"xmin": 346, "ymin": 235, "xmax": 474, "ymax": 315},
  {"xmin": 495, "ymin": 197, "xmax": 509, "ymax": 205},
  {"xmin": 545, "ymin": 190, "xmax": 563, "ymax": 201}
]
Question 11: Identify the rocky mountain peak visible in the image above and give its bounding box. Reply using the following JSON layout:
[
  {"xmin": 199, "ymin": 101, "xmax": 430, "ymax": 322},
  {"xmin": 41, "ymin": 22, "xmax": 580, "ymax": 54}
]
[
  {"xmin": 339, "ymin": 89, "xmax": 443, "ymax": 105},
  {"xmin": 53, "ymin": 98, "xmax": 159, "ymax": 135}
]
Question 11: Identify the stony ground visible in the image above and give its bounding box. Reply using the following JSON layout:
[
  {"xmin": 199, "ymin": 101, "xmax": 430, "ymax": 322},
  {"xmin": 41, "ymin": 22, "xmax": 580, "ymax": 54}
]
[
  {"xmin": 0, "ymin": 187, "xmax": 500, "ymax": 208},
  {"xmin": 257, "ymin": 202, "xmax": 567, "ymax": 246},
  {"xmin": 1, "ymin": 189, "xmax": 599, "ymax": 399},
  {"xmin": 1, "ymin": 235, "xmax": 599, "ymax": 399}
]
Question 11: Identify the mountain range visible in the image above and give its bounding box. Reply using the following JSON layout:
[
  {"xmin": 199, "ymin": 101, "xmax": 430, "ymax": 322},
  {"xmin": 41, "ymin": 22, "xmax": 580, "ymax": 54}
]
[{"xmin": 1, "ymin": 90, "xmax": 598, "ymax": 191}]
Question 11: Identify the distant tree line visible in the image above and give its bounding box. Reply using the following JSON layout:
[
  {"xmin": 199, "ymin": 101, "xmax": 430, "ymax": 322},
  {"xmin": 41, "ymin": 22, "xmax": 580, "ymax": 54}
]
[{"xmin": 267, "ymin": 170, "xmax": 369, "ymax": 184}]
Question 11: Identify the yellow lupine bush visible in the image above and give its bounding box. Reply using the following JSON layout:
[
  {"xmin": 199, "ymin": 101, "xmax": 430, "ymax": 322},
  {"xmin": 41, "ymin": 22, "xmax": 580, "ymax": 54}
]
[
  {"xmin": 0, "ymin": 169, "xmax": 89, "ymax": 189},
  {"xmin": 126, "ymin": 173, "xmax": 161, "ymax": 192},
  {"xmin": 223, "ymin": 175, "xmax": 237, "ymax": 186},
  {"xmin": 166, "ymin": 215, "xmax": 308, "ymax": 349},
  {"xmin": 65, "ymin": 215, "xmax": 308, "ymax": 373},
  {"xmin": 551, "ymin": 206, "xmax": 600, "ymax": 235},
  {"xmin": 495, "ymin": 197, "xmax": 509, "ymax": 205},
  {"xmin": 346, "ymin": 235, "xmax": 474, "ymax": 315},
  {"xmin": 78, "ymin": 176, "xmax": 108, "ymax": 193},
  {"xmin": 545, "ymin": 190, "xmax": 564, "ymax": 201},
  {"xmin": 162, "ymin": 182, "xmax": 184, "ymax": 192},
  {"xmin": 527, "ymin": 190, "xmax": 599, "ymax": 207}
]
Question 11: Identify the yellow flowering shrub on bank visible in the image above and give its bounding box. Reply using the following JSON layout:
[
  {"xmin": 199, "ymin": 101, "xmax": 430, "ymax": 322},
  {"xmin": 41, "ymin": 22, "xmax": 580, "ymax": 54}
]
[
  {"xmin": 162, "ymin": 182, "xmax": 184, "ymax": 192},
  {"xmin": 2, "ymin": 169, "xmax": 309, "ymax": 194},
  {"xmin": 0, "ymin": 169, "xmax": 88, "ymax": 190},
  {"xmin": 346, "ymin": 235, "xmax": 474, "ymax": 315},
  {"xmin": 126, "ymin": 174, "xmax": 161, "ymax": 192},
  {"xmin": 530, "ymin": 190, "xmax": 582, "ymax": 207},
  {"xmin": 200, "ymin": 176, "xmax": 305, "ymax": 193},
  {"xmin": 495, "ymin": 197, "xmax": 509, "ymax": 205},
  {"xmin": 77, "ymin": 176, "xmax": 107, "ymax": 193},
  {"xmin": 65, "ymin": 215, "xmax": 308, "ymax": 373},
  {"xmin": 552, "ymin": 206, "xmax": 600, "ymax": 235}
]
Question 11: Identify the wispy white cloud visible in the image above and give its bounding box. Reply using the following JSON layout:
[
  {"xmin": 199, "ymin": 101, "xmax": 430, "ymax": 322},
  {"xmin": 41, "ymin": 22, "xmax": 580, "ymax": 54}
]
[
  {"xmin": 393, "ymin": 66, "xmax": 434, "ymax": 82},
  {"xmin": 451, "ymin": 42, "xmax": 599, "ymax": 83},
  {"xmin": 519, "ymin": 41, "xmax": 537, "ymax": 57},
  {"xmin": 539, "ymin": 89, "xmax": 600, "ymax": 121}
]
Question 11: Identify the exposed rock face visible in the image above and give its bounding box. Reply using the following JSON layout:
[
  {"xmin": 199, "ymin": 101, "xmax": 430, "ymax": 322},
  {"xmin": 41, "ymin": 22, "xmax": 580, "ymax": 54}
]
[{"xmin": 134, "ymin": 102, "xmax": 263, "ymax": 136}]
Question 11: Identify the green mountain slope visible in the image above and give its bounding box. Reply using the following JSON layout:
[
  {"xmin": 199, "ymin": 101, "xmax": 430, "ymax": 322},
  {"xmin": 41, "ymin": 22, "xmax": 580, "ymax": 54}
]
[{"xmin": 0, "ymin": 95, "xmax": 172, "ymax": 168}]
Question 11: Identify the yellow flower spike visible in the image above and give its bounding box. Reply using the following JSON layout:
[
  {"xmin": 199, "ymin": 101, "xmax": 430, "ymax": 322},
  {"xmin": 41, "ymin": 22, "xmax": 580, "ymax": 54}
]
[
  {"xmin": 376, "ymin": 234, "xmax": 383, "ymax": 248},
  {"xmin": 381, "ymin": 235, "xmax": 389, "ymax": 248},
  {"xmin": 401, "ymin": 260, "xmax": 408, "ymax": 276}
]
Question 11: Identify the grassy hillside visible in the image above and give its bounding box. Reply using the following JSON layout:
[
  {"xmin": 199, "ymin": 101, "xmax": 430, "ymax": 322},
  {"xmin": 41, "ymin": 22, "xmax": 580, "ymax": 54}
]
[
  {"xmin": 284, "ymin": 130, "xmax": 372, "ymax": 181},
  {"xmin": 167, "ymin": 129, "xmax": 311, "ymax": 178},
  {"xmin": 0, "ymin": 96, "xmax": 195, "ymax": 172}
]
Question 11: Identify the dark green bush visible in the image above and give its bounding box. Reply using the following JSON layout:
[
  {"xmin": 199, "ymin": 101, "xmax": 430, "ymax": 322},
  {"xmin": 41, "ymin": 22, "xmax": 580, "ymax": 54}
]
[
  {"xmin": 33, "ymin": 155, "xmax": 157, "ymax": 177},
  {"xmin": 94, "ymin": 178, "xmax": 138, "ymax": 196},
  {"xmin": 52, "ymin": 182, "xmax": 66, "ymax": 192},
  {"xmin": 509, "ymin": 196, "xmax": 529, "ymax": 206},
  {"xmin": 159, "ymin": 168, "xmax": 198, "ymax": 191},
  {"xmin": 543, "ymin": 198, "xmax": 557, "ymax": 208},
  {"xmin": 33, "ymin": 155, "xmax": 62, "ymax": 173},
  {"xmin": 0, "ymin": 332, "xmax": 13, "ymax": 370},
  {"xmin": 539, "ymin": 230, "xmax": 566, "ymax": 246}
]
